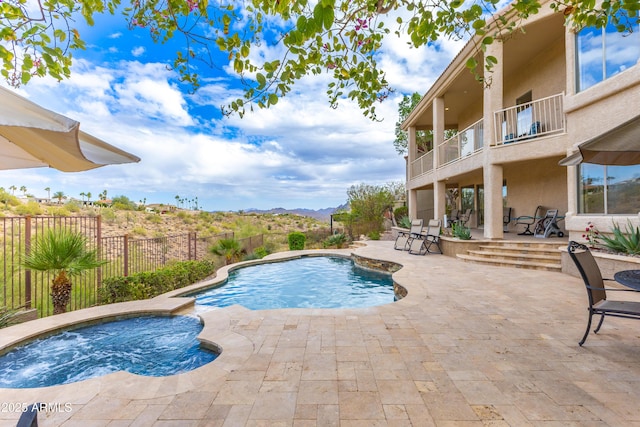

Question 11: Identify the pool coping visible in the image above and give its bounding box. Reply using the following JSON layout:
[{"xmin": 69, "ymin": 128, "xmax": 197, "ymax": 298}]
[{"xmin": 0, "ymin": 247, "xmax": 412, "ymax": 398}]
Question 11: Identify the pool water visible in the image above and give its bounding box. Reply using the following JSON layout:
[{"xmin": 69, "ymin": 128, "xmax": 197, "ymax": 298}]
[
  {"xmin": 194, "ymin": 256, "xmax": 395, "ymax": 310},
  {"xmin": 0, "ymin": 316, "xmax": 217, "ymax": 389}
]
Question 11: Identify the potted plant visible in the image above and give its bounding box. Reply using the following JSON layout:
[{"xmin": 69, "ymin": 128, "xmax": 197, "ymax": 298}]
[{"xmin": 21, "ymin": 228, "xmax": 106, "ymax": 314}]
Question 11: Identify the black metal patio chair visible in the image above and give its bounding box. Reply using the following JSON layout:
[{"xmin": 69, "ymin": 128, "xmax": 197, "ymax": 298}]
[{"xmin": 567, "ymin": 241, "xmax": 640, "ymax": 346}]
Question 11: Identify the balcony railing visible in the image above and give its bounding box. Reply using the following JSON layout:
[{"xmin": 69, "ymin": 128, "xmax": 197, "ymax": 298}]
[
  {"xmin": 494, "ymin": 92, "xmax": 565, "ymax": 145},
  {"xmin": 438, "ymin": 118, "xmax": 484, "ymax": 166},
  {"xmin": 409, "ymin": 149, "xmax": 434, "ymax": 179}
]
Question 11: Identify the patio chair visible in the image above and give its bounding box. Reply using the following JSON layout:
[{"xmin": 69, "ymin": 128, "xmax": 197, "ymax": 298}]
[
  {"xmin": 533, "ymin": 209, "xmax": 564, "ymax": 238},
  {"xmin": 503, "ymin": 207, "xmax": 512, "ymax": 232},
  {"xmin": 408, "ymin": 219, "xmax": 442, "ymax": 255},
  {"xmin": 394, "ymin": 219, "xmax": 423, "ymax": 251},
  {"xmin": 515, "ymin": 205, "xmax": 543, "ymax": 235},
  {"xmin": 458, "ymin": 209, "xmax": 472, "ymax": 226},
  {"xmin": 16, "ymin": 403, "xmax": 39, "ymax": 427},
  {"xmin": 446, "ymin": 209, "xmax": 459, "ymax": 228},
  {"xmin": 567, "ymin": 241, "xmax": 640, "ymax": 346}
]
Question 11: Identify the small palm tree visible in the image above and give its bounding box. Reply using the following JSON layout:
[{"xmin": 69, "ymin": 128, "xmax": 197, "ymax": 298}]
[
  {"xmin": 210, "ymin": 238, "xmax": 244, "ymax": 265},
  {"xmin": 22, "ymin": 228, "xmax": 106, "ymax": 315}
]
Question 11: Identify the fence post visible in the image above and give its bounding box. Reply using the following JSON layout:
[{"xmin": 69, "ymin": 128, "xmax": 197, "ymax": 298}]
[
  {"xmin": 123, "ymin": 234, "xmax": 129, "ymax": 277},
  {"xmin": 189, "ymin": 232, "xmax": 196, "ymax": 260},
  {"xmin": 96, "ymin": 215, "xmax": 102, "ymax": 301},
  {"xmin": 24, "ymin": 216, "xmax": 31, "ymax": 309}
]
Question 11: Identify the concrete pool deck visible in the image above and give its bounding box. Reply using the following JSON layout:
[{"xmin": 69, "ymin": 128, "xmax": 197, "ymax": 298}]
[{"xmin": 1, "ymin": 240, "xmax": 640, "ymax": 426}]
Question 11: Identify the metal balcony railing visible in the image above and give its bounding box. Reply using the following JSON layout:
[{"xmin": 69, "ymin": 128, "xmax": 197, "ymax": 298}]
[
  {"xmin": 409, "ymin": 149, "xmax": 434, "ymax": 179},
  {"xmin": 494, "ymin": 93, "xmax": 565, "ymax": 145},
  {"xmin": 438, "ymin": 118, "xmax": 484, "ymax": 166}
]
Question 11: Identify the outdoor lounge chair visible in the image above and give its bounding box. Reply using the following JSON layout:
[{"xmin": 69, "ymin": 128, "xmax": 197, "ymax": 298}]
[
  {"xmin": 408, "ymin": 219, "xmax": 442, "ymax": 255},
  {"xmin": 16, "ymin": 403, "xmax": 39, "ymax": 427},
  {"xmin": 533, "ymin": 209, "xmax": 564, "ymax": 238},
  {"xmin": 567, "ymin": 241, "xmax": 640, "ymax": 346},
  {"xmin": 394, "ymin": 219, "xmax": 423, "ymax": 251},
  {"xmin": 515, "ymin": 205, "xmax": 543, "ymax": 235}
]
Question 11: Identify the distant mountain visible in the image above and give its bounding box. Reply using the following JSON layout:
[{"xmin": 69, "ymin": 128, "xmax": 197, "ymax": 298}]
[{"xmin": 245, "ymin": 204, "xmax": 348, "ymax": 221}]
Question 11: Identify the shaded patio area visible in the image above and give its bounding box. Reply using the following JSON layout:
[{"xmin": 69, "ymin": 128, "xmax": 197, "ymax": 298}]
[{"xmin": 1, "ymin": 240, "xmax": 639, "ymax": 426}]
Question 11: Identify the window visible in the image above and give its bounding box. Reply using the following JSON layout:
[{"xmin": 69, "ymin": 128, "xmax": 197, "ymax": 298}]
[
  {"xmin": 579, "ymin": 164, "xmax": 640, "ymax": 214},
  {"xmin": 576, "ymin": 17, "xmax": 640, "ymax": 92}
]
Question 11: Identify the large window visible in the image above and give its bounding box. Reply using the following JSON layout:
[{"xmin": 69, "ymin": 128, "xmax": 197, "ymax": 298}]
[
  {"xmin": 579, "ymin": 164, "xmax": 640, "ymax": 214},
  {"xmin": 576, "ymin": 17, "xmax": 640, "ymax": 92}
]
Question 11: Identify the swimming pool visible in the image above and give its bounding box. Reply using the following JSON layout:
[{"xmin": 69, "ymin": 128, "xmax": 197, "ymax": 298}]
[
  {"xmin": 193, "ymin": 256, "xmax": 395, "ymax": 310},
  {"xmin": 0, "ymin": 316, "xmax": 218, "ymax": 388}
]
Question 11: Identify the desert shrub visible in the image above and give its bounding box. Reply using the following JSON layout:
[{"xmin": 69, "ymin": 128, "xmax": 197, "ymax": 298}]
[
  {"xmin": 0, "ymin": 306, "xmax": 19, "ymax": 329},
  {"xmin": 398, "ymin": 216, "xmax": 412, "ymax": 229},
  {"xmin": 323, "ymin": 233, "xmax": 349, "ymax": 248},
  {"xmin": 101, "ymin": 207, "xmax": 117, "ymax": 223},
  {"xmin": 253, "ymin": 246, "xmax": 269, "ymax": 258},
  {"xmin": 367, "ymin": 230, "xmax": 381, "ymax": 240},
  {"xmin": 394, "ymin": 206, "xmax": 408, "ymax": 222},
  {"xmin": 452, "ymin": 222, "xmax": 472, "ymax": 240},
  {"xmin": 132, "ymin": 226, "xmax": 147, "ymax": 236},
  {"xmin": 594, "ymin": 220, "xmax": 640, "ymax": 255},
  {"xmin": 288, "ymin": 231, "xmax": 306, "ymax": 250},
  {"xmin": 48, "ymin": 206, "xmax": 71, "ymax": 217},
  {"xmin": 99, "ymin": 260, "xmax": 216, "ymax": 304},
  {"xmin": 14, "ymin": 201, "xmax": 43, "ymax": 216},
  {"xmin": 145, "ymin": 214, "xmax": 163, "ymax": 224},
  {"xmin": 64, "ymin": 200, "xmax": 81, "ymax": 212}
]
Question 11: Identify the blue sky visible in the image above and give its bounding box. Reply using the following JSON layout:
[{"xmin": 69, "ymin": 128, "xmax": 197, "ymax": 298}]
[{"xmin": 0, "ymin": 7, "xmax": 465, "ymax": 211}]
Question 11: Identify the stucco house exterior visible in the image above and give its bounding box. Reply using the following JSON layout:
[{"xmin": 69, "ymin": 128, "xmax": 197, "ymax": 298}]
[{"xmin": 402, "ymin": 1, "xmax": 640, "ymax": 242}]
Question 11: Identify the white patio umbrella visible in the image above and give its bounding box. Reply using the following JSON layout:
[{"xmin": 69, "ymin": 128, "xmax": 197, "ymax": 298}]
[
  {"xmin": 559, "ymin": 114, "xmax": 640, "ymax": 166},
  {"xmin": 0, "ymin": 86, "xmax": 140, "ymax": 172}
]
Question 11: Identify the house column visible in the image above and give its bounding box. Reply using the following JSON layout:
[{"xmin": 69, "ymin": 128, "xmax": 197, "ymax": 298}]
[
  {"xmin": 483, "ymin": 41, "xmax": 504, "ymax": 239},
  {"xmin": 408, "ymin": 188, "xmax": 418, "ymax": 220},
  {"xmin": 433, "ymin": 97, "xmax": 446, "ymax": 221}
]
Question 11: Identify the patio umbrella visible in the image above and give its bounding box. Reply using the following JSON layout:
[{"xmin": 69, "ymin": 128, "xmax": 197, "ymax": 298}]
[
  {"xmin": 559, "ymin": 114, "xmax": 640, "ymax": 166},
  {"xmin": 0, "ymin": 86, "xmax": 140, "ymax": 172}
]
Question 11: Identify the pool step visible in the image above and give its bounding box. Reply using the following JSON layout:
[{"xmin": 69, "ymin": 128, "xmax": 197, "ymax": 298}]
[{"xmin": 457, "ymin": 242, "xmax": 562, "ymax": 272}]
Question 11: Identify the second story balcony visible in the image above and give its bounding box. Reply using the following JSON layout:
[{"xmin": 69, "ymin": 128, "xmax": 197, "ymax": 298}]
[
  {"xmin": 438, "ymin": 118, "xmax": 484, "ymax": 166},
  {"xmin": 494, "ymin": 93, "xmax": 565, "ymax": 145}
]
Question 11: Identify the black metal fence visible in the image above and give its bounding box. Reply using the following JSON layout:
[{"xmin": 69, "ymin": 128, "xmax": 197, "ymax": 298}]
[{"xmin": 0, "ymin": 216, "xmax": 264, "ymax": 317}]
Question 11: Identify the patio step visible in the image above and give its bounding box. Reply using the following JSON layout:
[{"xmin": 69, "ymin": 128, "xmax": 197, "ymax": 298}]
[{"xmin": 457, "ymin": 242, "xmax": 562, "ymax": 271}]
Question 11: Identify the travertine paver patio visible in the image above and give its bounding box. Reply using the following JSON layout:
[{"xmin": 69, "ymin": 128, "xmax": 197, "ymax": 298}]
[{"xmin": 1, "ymin": 240, "xmax": 640, "ymax": 426}]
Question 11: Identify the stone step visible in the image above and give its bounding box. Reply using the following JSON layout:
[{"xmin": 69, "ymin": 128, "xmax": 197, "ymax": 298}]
[
  {"xmin": 477, "ymin": 245, "xmax": 561, "ymax": 258},
  {"xmin": 457, "ymin": 253, "xmax": 562, "ymax": 272},
  {"xmin": 467, "ymin": 250, "xmax": 560, "ymax": 263}
]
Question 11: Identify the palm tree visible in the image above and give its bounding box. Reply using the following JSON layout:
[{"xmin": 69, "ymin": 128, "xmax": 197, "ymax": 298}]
[
  {"xmin": 21, "ymin": 228, "xmax": 106, "ymax": 314},
  {"xmin": 86, "ymin": 192, "xmax": 92, "ymax": 203},
  {"xmin": 52, "ymin": 191, "xmax": 65, "ymax": 204},
  {"xmin": 44, "ymin": 187, "xmax": 51, "ymax": 201},
  {"xmin": 79, "ymin": 192, "xmax": 86, "ymax": 202},
  {"xmin": 9, "ymin": 185, "xmax": 16, "ymax": 195},
  {"xmin": 19, "ymin": 186, "xmax": 27, "ymax": 196},
  {"xmin": 209, "ymin": 238, "xmax": 244, "ymax": 265}
]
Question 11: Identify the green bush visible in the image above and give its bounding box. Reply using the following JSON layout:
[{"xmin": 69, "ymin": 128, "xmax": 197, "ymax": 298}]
[
  {"xmin": 288, "ymin": 231, "xmax": 306, "ymax": 250},
  {"xmin": 14, "ymin": 201, "xmax": 43, "ymax": 216},
  {"xmin": 394, "ymin": 206, "xmax": 408, "ymax": 222},
  {"xmin": 253, "ymin": 246, "xmax": 269, "ymax": 258},
  {"xmin": 452, "ymin": 222, "xmax": 472, "ymax": 240},
  {"xmin": 99, "ymin": 259, "xmax": 217, "ymax": 304},
  {"xmin": 367, "ymin": 230, "xmax": 381, "ymax": 240}
]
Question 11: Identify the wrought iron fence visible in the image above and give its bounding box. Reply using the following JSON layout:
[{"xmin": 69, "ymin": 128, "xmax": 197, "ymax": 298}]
[{"xmin": 0, "ymin": 216, "xmax": 263, "ymax": 317}]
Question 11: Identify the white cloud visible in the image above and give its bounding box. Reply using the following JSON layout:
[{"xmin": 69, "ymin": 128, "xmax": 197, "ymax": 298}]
[{"xmin": 131, "ymin": 46, "xmax": 146, "ymax": 57}]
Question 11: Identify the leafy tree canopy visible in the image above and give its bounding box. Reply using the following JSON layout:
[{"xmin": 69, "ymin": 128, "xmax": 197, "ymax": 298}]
[{"xmin": 1, "ymin": 0, "xmax": 637, "ymax": 120}]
